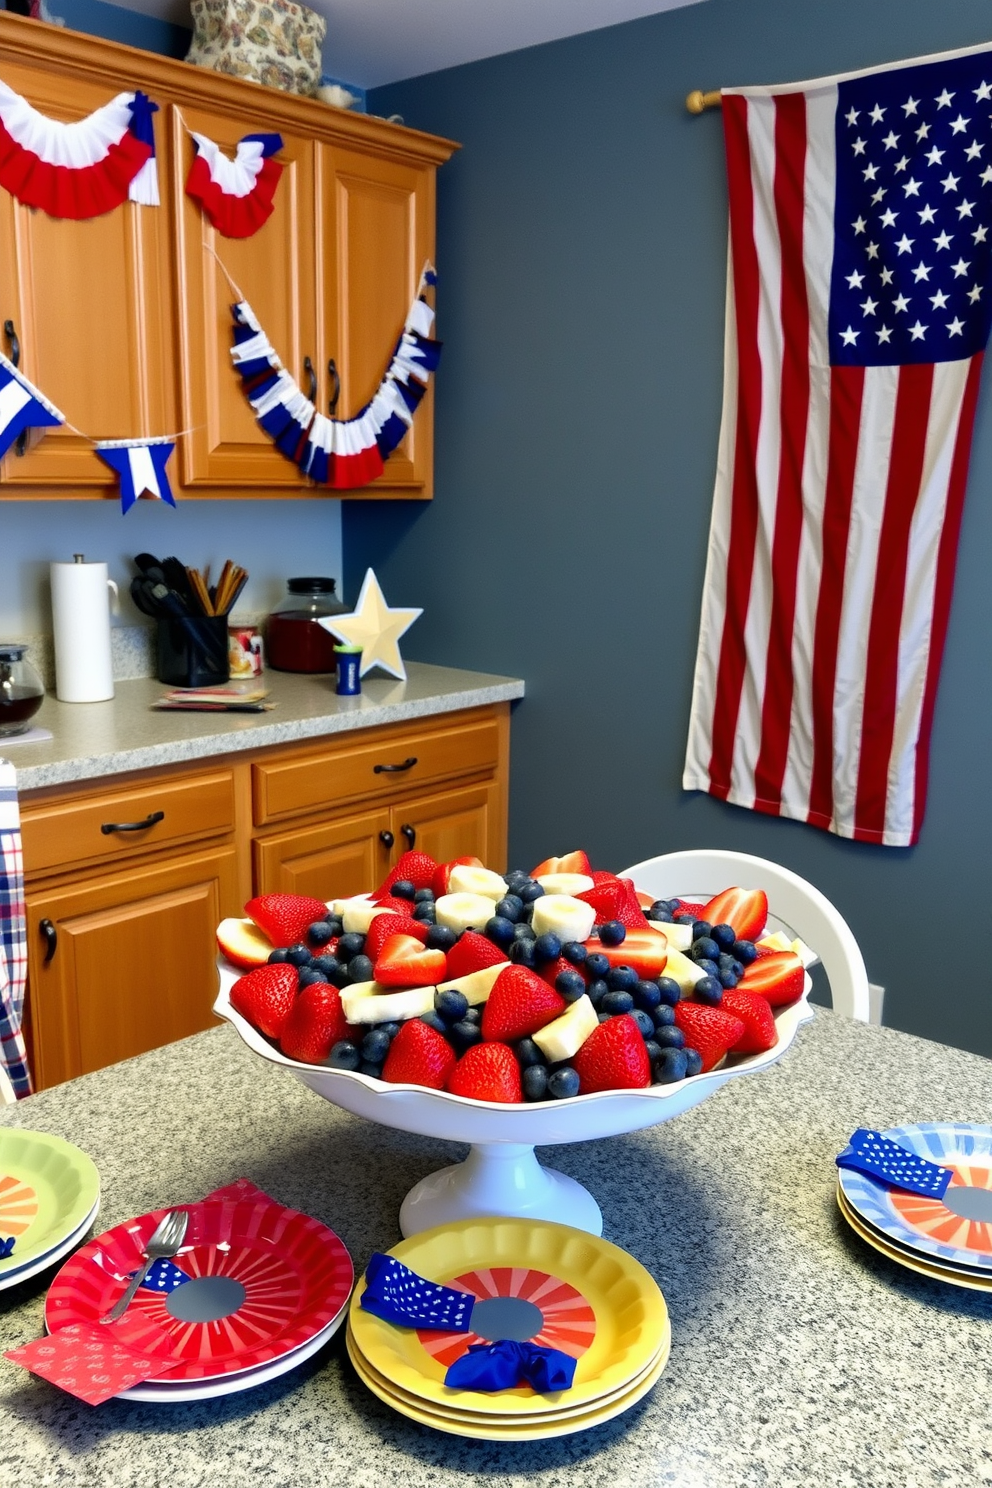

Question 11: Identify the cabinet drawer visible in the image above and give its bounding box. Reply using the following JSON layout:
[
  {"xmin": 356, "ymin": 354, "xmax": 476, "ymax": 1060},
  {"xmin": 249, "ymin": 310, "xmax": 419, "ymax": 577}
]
[
  {"xmin": 253, "ymin": 717, "xmax": 501, "ymax": 826},
  {"xmin": 22, "ymin": 770, "xmax": 236, "ymax": 877}
]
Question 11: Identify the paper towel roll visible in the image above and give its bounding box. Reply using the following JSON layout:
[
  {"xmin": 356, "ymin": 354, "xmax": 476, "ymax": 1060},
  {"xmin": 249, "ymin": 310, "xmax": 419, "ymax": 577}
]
[{"xmin": 51, "ymin": 556, "xmax": 117, "ymax": 703}]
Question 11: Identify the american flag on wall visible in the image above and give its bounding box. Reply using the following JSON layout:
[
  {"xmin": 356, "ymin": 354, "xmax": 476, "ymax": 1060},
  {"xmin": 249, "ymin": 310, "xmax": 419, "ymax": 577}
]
[{"xmin": 683, "ymin": 42, "xmax": 992, "ymax": 846}]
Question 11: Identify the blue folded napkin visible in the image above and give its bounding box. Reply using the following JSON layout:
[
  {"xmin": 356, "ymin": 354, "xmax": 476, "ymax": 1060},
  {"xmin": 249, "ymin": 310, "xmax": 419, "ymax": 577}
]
[
  {"xmin": 836, "ymin": 1129, "xmax": 954, "ymax": 1198},
  {"xmin": 444, "ymin": 1339, "xmax": 577, "ymax": 1394},
  {"xmin": 0, "ymin": 1236, "xmax": 14, "ymax": 1259},
  {"xmin": 360, "ymin": 1252, "xmax": 475, "ymax": 1331},
  {"xmin": 138, "ymin": 1258, "xmax": 190, "ymax": 1294}
]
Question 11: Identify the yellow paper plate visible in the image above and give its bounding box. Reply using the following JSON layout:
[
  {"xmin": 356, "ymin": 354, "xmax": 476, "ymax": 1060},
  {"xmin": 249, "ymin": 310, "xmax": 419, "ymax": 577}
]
[
  {"xmin": 837, "ymin": 1185, "xmax": 992, "ymax": 1292},
  {"xmin": 348, "ymin": 1217, "xmax": 667, "ymax": 1419},
  {"xmin": 347, "ymin": 1325, "xmax": 670, "ymax": 1440},
  {"xmin": 347, "ymin": 1314, "xmax": 671, "ymax": 1425},
  {"xmin": 0, "ymin": 1130, "xmax": 100, "ymax": 1273}
]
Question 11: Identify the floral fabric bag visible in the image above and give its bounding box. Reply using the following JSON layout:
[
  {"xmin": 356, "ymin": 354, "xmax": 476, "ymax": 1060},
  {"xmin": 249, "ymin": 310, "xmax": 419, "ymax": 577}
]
[{"xmin": 186, "ymin": 0, "xmax": 326, "ymax": 96}]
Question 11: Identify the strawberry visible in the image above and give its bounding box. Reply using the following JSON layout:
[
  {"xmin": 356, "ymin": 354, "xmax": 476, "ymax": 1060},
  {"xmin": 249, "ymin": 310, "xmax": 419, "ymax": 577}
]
[
  {"xmin": 374, "ymin": 933, "xmax": 448, "ymax": 988},
  {"xmin": 739, "ymin": 949, "xmax": 805, "ymax": 1007},
  {"xmin": 371, "ymin": 894, "xmax": 418, "ymax": 918},
  {"xmin": 481, "ymin": 965, "xmax": 567, "ymax": 1042},
  {"xmin": 245, "ymin": 893, "xmax": 329, "ymax": 949},
  {"xmin": 702, "ymin": 886, "xmax": 769, "ymax": 942},
  {"xmin": 230, "ymin": 962, "xmax": 298, "ymax": 1040},
  {"xmin": 674, "ymin": 1003, "xmax": 746, "ymax": 1073},
  {"xmin": 364, "ymin": 912, "xmax": 428, "ymax": 963},
  {"xmin": 432, "ymin": 855, "xmax": 483, "ymax": 898},
  {"xmin": 669, "ymin": 899, "xmax": 709, "ymax": 920},
  {"xmin": 446, "ymin": 1042, "xmax": 522, "ymax": 1103},
  {"xmin": 444, "ymin": 930, "xmax": 509, "ymax": 981},
  {"xmin": 576, "ymin": 877, "xmax": 626, "ymax": 923},
  {"xmin": 374, "ymin": 850, "xmax": 439, "ymax": 897},
  {"xmin": 539, "ymin": 955, "xmax": 586, "ymax": 989},
  {"xmin": 279, "ymin": 982, "xmax": 350, "ymax": 1064},
  {"xmin": 573, "ymin": 1014, "xmax": 651, "ymax": 1093},
  {"xmin": 382, "ymin": 1019, "xmax": 457, "ymax": 1089},
  {"xmin": 616, "ymin": 879, "xmax": 651, "ymax": 929},
  {"xmin": 581, "ymin": 926, "xmax": 669, "ymax": 978},
  {"xmin": 720, "ymin": 987, "xmax": 778, "ymax": 1055},
  {"xmin": 530, "ymin": 850, "xmax": 592, "ymax": 877}
]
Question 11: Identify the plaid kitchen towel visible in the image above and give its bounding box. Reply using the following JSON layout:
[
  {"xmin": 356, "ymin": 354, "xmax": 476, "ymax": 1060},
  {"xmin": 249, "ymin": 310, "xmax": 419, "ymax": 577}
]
[{"xmin": 0, "ymin": 761, "xmax": 31, "ymax": 1097}]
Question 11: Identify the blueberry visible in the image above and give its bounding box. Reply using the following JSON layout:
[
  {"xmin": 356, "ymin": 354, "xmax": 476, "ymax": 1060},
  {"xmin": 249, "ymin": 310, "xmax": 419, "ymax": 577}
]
[
  {"xmin": 286, "ymin": 943, "xmax": 312, "ymax": 967},
  {"xmin": 601, "ymin": 990, "xmax": 635, "ymax": 1015},
  {"xmin": 683, "ymin": 1047, "xmax": 703, "ymax": 1077},
  {"xmin": 733, "ymin": 939, "xmax": 758, "ymax": 965},
  {"xmin": 267, "ymin": 947, "xmax": 291, "ymax": 964},
  {"xmin": 586, "ymin": 978, "xmax": 608, "ymax": 1009},
  {"xmin": 504, "ymin": 869, "xmax": 530, "ymax": 892},
  {"xmin": 327, "ymin": 1040, "xmax": 360, "ymax": 1071},
  {"xmin": 711, "ymin": 922, "xmax": 737, "ymax": 951},
  {"xmin": 630, "ymin": 1008, "xmax": 655, "ymax": 1040},
  {"xmin": 390, "ymin": 879, "xmax": 416, "ymax": 900},
  {"xmin": 652, "ymin": 1003, "xmax": 676, "ymax": 1029},
  {"xmin": 649, "ymin": 908, "xmax": 673, "ymax": 923},
  {"xmin": 435, "ymin": 989, "xmax": 469, "ymax": 1022},
  {"xmin": 412, "ymin": 902, "xmax": 437, "ymax": 923},
  {"xmin": 562, "ymin": 941, "xmax": 588, "ymax": 966},
  {"xmin": 495, "ymin": 895, "xmax": 524, "ymax": 923},
  {"xmin": 361, "ymin": 1028, "xmax": 391, "ymax": 1063},
  {"xmin": 695, "ymin": 959, "xmax": 720, "ymax": 979},
  {"xmin": 654, "ymin": 1025, "xmax": 685, "ymax": 1049},
  {"xmin": 306, "ymin": 920, "xmax": 336, "ymax": 948},
  {"xmin": 718, "ymin": 968, "xmax": 740, "ymax": 990},
  {"xmin": 522, "ymin": 1064, "xmax": 550, "ymax": 1102},
  {"xmin": 607, "ymin": 965, "xmax": 638, "ymax": 992},
  {"xmin": 328, "ymin": 962, "xmax": 351, "ymax": 988},
  {"xmin": 650, "ymin": 899, "xmax": 677, "ymax": 919},
  {"xmin": 599, "ymin": 920, "xmax": 626, "ymax": 946},
  {"xmin": 337, "ymin": 932, "xmax": 366, "ymax": 960},
  {"xmin": 518, "ymin": 880, "xmax": 546, "ymax": 904},
  {"xmin": 644, "ymin": 1040, "xmax": 663, "ymax": 1064},
  {"xmin": 461, "ymin": 1006, "xmax": 481, "ymax": 1026},
  {"xmin": 555, "ymin": 970, "xmax": 587, "ymax": 1003},
  {"xmin": 325, "ymin": 917, "xmax": 344, "ymax": 938},
  {"xmin": 508, "ymin": 939, "xmax": 536, "ymax": 968},
  {"xmin": 674, "ymin": 914, "xmax": 696, "ymax": 925},
  {"xmin": 414, "ymin": 887, "xmax": 435, "ymax": 903},
  {"xmin": 597, "ymin": 1012, "xmax": 611, "ymax": 1024},
  {"xmin": 310, "ymin": 954, "xmax": 340, "ymax": 977},
  {"xmin": 347, "ymin": 954, "xmax": 374, "ymax": 984},
  {"xmin": 378, "ymin": 1022, "xmax": 401, "ymax": 1040},
  {"xmin": 548, "ymin": 1067, "xmax": 581, "ymax": 1099},
  {"xmin": 634, "ymin": 979, "xmax": 662, "ymax": 1012},
  {"xmin": 692, "ymin": 920, "xmax": 713, "ymax": 940},
  {"xmin": 512, "ymin": 921, "xmax": 536, "ymax": 941},
  {"xmin": 426, "ymin": 925, "xmax": 458, "ymax": 952},
  {"xmin": 694, "ymin": 975, "xmax": 723, "ymax": 1006},
  {"xmin": 654, "ymin": 1047, "xmax": 688, "ymax": 1084},
  {"xmin": 516, "ymin": 1038, "xmax": 547, "ymax": 1068},
  {"xmin": 298, "ymin": 967, "xmax": 329, "ymax": 987},
  {"xmin": 533, "ymin": 932, "xmax": 562, "ymax": 964},
  {"xmin": 359, "ymin": 1061, "xmax": 383, "ymax": 1079},
  {"xmin": 419, "ymin": 1011, "xmax": 449, "ymax": 1037},
  {"xmin": 485, "ymin": 916, "xmax": 516, "ymax": 949},
  {"xmin": 691, "ymin": 936, "xmax": 720, "ymax": 962},
  {"xmin": 585, "ymin": 952, "xmax": 610, "ymax": 980},
  {"xmin": 450, "ymin": 1020, "xmax": 483, "ymax": 1052},
  {"xmin": 655, "ymin": 977, "xmax": 682, "ymax": 1007}
]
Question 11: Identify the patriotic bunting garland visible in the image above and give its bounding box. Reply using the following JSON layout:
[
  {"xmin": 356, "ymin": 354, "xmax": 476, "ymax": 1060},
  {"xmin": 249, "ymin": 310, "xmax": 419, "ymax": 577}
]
[
  {"xmin": 230, "ymin": 268, "xmax": 442, "ymax": 489},
  {"xmin": 0, "ymin": 78, "xmax": 158, "ymax": 219},
  {"xmin": 94, "ymin": 438, "xmax": 177, "ymax": 513},
  {"xmin": 0, "ymin": 351, "xmax": 64, "ymax": 462},
  {"xmin": 185, "ymin": 131, "xmax": 284, "ymax": 238}
]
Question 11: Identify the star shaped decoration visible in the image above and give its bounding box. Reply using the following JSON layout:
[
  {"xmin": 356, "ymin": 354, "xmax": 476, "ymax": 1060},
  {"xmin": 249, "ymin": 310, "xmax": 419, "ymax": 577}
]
[
  {"xmin": 902, "ymin": 96, "xmax": 919, "ymax": 116},
  {"xmin": 935, "ymin": 89, "xmax": 954, "ymax": 109},
  {"xmin": 909, "ymin": 320, "xmax": 928, "ymax": 340},
  {"xmin": 976, "ymin": 81, "xmax": 992, "ymax": 102},
  {"xmin": 934, "ymin": 230, "xmax": 953, "ymax": 250},
  {"xmin": 318, "ymin": 569, "xmax": 422, "ymax": 681},
  {"xmin": 840, "ymin": 326, "xmax": 859, "ymax": 346},
  {"xmin": 879, "ymin": 208, "xmax": 897, "ymax": 227},
  {"xmin": 893, "ymin": 293, "xmax": 911, "ymax": 313},
  {"xmin": 947, "ymin": 317, "xmax": 965, "ymax": 336},
  {"xmin": 911, "ymin": 261, "xmax": 931, "ymax": 282},
  {"xmin": 876, "ymin": 325, "xmax": 893, "ymax": 343},
  {"xmin": 949, "ymin": 113, "xmax": 970, "ymax": 135},
  {"xmin": 925, "ymin": 147, "xmax": 944, "ymax": 166},
  {"xmin": 918, "ymin": 204, "xmax": 937, "ymax": 223}
]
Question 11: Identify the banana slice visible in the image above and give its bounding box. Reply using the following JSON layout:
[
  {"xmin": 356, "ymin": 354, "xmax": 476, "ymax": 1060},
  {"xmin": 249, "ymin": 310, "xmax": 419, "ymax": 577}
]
[
  {"xmin": 648, "ymin": 919, "xmax": 693, "ymax": 952},
  {"xmin": 332, "ymin": 896, "xmax": 391, "ymax": 934},
  {"xmin": 533, "ymin": 994, "xmax": 598, "ymax": 1062},
  {"xmin": 434, "ymin": 962, "xmax": 506, "ymax": 1005},
  {"xmin": 662, "ymin": 947, "xmax": 707, "ymax": 995},
  {"xmin": 446, "ymin": 864, "xmax": 508, "ymax": 900},
  {"xmin": 757, "ymin": 931, "xmax": 792, "ymax": 953},
  {"xmin": 530, "ymin": 894, "xmax": 596, "ymax": 945},
  {"xmin": 534, "ymin": 872, "xmax": 595, "ymax": 897},
  {"xmin": 435, "ymin": 892, "xmax": 497, "ymax": 934},
  {"xmin": 340, "ymin": 981, "xmax": 437, "ymax": 1024}
]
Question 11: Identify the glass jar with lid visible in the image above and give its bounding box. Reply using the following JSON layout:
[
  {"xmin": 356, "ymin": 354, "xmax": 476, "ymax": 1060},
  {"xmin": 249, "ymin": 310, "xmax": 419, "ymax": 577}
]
[
  {"xmin": 0, "ymin": 643, "xmax": 45, "ymax": 736},
  {"xmin": 265, "ymin": 578, "xmax": 347, "ymax": 673}
]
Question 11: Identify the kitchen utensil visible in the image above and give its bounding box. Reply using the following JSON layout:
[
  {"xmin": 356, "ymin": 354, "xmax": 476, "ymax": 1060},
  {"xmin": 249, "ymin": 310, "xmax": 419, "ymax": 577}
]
[
  {"xmin": 50, "ymin": 555, "xmax": 117, "ymax": 703},
  {"xmin": 101, "ymin": 1208, "xmax": 189, "ymax": 1322},
  {"xmin": 266, "ymin": 577, "xmax": 345, "ymax": 673},
  {"xmin": 0, "ymin": 643, "xmax": 44, "ymax": 736},
  {"xmin": 156, "ymin": 615, "xmax": 230, "ymax": 687}
]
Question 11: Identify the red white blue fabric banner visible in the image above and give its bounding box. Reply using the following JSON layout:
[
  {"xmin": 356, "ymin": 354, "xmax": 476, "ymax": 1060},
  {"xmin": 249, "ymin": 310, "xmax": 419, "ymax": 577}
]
[
  {"xmin": 94, "ymin": 438, "xmax": 176, "ymax": 513},
  {"xmin": 0, "ymin": 79, "xmax": 158, "ymax": 219},
  {"xmin": 0, "ymin": 350, "xmax": 64, "ymax": 461},
  {"xmin": 683, "ymin": 41, "xmax": 992, "ymax": 847},
  {"xmin": 185, "ymin": 132, "xmax": 283, "ymax": 238}
]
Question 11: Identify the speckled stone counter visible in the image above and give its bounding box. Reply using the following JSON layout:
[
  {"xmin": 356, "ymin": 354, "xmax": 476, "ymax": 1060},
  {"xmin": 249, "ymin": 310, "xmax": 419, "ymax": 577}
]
[
  {"xmin": 4, "ymin": 662, "xmax": 525, "ymax": 792},
  {"xmin": 0, "ymin": 1011, "xmax": 989, "ymax": 1488}
]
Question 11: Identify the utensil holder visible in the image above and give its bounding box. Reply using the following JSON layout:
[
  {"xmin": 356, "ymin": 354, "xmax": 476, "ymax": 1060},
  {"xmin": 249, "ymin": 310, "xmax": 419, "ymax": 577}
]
[{"xmin": 156, "ymin": 616, "xmax": 230, "ymax": 688}]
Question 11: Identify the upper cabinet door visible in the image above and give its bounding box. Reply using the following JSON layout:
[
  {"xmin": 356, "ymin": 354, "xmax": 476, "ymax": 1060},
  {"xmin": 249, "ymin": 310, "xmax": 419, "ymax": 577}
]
[
  {"xmin": 317, "ymin": 143, "xmax": 435, "ymax": 496},
  {"xmin": 0, "ymin": 62, "xmax": 175, "ymax": 488},
  {"xmin": 173, "ymin": 104, "xmax": 317, "ymax": 487}
]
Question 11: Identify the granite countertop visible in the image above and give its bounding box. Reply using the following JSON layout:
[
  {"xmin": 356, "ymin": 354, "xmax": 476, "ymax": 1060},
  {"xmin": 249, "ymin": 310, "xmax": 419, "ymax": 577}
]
[
  {"xmin": 0, "ymin": 1011, "xmax": 989, "ymax": 1488},
  {"xmin": 4, "ymin": 662, "xmax": 525, "ymax": 792}
]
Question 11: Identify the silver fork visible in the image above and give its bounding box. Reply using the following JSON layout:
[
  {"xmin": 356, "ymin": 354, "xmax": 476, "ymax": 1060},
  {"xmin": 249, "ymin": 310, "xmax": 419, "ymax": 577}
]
[{"xmin": 101, "ymin": 1209, "xmax": 189, "ymax": 1323}]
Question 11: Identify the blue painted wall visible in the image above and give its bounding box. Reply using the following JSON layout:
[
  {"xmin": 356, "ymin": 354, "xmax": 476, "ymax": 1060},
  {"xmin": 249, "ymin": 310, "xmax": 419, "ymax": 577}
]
[
  {"xmin": 351, "ymin": 0, "xmax": 992, "ymax": 1055},
  {"xmin": 55, "ymin": 0, "xmax": 190, "ymax": 59}
]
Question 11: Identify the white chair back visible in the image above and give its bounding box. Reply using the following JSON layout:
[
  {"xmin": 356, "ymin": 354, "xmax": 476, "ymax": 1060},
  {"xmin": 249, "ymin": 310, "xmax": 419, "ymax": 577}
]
[
  {"xmin": 0, "ymin": 1062, "xmax": 16, "ymax": 1105},
  {"xmin": 620, "ymin": 849, "xmax": 870, "ymax": 1022}
]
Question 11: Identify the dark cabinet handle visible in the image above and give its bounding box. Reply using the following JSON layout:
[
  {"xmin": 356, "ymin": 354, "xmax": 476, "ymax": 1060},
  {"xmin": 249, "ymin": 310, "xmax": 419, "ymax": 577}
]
[
  {"xmin": 373, "ymin": 756, "xmax": 418, "ymax": 775},
  {"xmin": 100, "ymin": 809, "xmax": 165, "ymax": 835},
  {"xmin": 39, "ymin": 918, "xmax": 57, "ymax": 964},
  {"xmin": 303, "ymin": 355, "xmax": 317, "ymax": 403},
  {"xmin": 379, "ymin": 829, "xmax": 394, "ymax": 848},
  {"xmin": 401, "ymin": 823, "xmax": 417, "ymax": 849},
  {"xmin": 3, "ymin": 320, "xmax": 26, "ymax": 455},
  {"xmin": 328, "ymin": 358, "xmax": 340, "ymax": 415}
]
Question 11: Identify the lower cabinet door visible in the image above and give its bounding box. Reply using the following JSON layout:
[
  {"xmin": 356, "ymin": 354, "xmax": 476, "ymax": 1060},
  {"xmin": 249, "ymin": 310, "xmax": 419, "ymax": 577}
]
[
  {"xmin": 253, "ymin": 807, "xmax": 392, "ymax": 900},
  {"xmin": 26, "ymin": 846, "xmax": 240, "ymax": 1090},
  {"xmin": 390, "ymin": 782, "xmax": 500, "ymax": 871}
]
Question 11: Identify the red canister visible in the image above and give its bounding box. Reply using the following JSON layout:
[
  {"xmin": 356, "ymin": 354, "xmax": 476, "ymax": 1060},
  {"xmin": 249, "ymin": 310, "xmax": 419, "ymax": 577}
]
[{"xmin": 265, "ymin": 577, "xmax": 346, "ymax": 673}]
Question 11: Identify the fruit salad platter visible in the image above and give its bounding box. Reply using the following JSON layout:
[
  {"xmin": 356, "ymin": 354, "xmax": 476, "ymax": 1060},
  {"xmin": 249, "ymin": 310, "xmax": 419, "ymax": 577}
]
[{"xmin": 214, "ymin": 850, "xmax": 814, "ymax": 1236}]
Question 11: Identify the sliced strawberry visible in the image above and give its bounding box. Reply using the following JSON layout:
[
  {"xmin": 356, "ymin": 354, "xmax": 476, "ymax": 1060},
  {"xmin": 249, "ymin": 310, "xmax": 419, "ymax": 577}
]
[
  {"xmin": 581, "ymin": 926, "xmax": 669, "ymax": 978},
  {"xmin": 530, "ymin": 850, "xmax": 593, "ymax": 878},
  {"xmin": 616, "ymin": 879, "xmax": 651, "ymax": 929},
  {"xmin": 245, "ymin": 893, "xmax": 329, "ymax": 949},
  {"xmin": 280, "ymin": 982, "xmax": 350, "ymax": 1064},
  {"xmin": 590, "ymin": 869, "xmax": 618, "ymax": 885},
  {"xmin": 374, "ymin": 934, "xmax": 447, "ymax": 989},
  {"xmin": 739, "ymin": 949, "xmax": 805, "ymax": 1007},
  {"xmin": 702, "ymin": 886, "xmax": 769, "ymax": 942},
  {"xmin": 669, "ymin": 899, "xmax": 709, "ymax": 920},
  {"xmin": 720, "ymin": 987, "xmax": 778, "ymax": 1055},
  {"xmin": 573, "ymin": 1014, "xmax": 651, "ymax": 1093},
  {"xmin": 230, "ymin": 962, "xmax": 298, "ymax": 1040},
  {"xmin": 481, "ymin": 965, "xmax": 567, "ymax": 1043},
  {"xmin": 382, "ymin": 1019, "xmax": 457, "ymax": 1089},
  {"xmin": 539, "ymin": 955, "xmax": 587, "ymax": 989},
  {"xmin": 444, "ymin": 930, "xmax": 509, "ymax": 981},
  {"xmin": 446, "ymin": 1042, "xmax": 522, "ymax": 1103},
  {"xmin": 372, "ymin": 894, "xmax": 419, "ymax": 918},
  {"xmin": 576, "ymin": 877, "xmax": 625, "ymax": 923},
  {"xmin": 374, "ymin": 849, "xmax": 439, "ymax": 898},
  {"xmin": 364, "ymin": 912, "xmax": 428, "ymax": 963},
  {"xmin": 674, "ymin": 1003, "xmax": 746, "ymax": 1072}
]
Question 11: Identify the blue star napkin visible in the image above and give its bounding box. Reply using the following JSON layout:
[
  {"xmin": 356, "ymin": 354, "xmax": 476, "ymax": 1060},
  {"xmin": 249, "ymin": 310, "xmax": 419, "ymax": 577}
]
[
  {"xmin": 836, "ymin": 1129, "xmax": 954, "ymax": 1198},
  {"xmin": 444, "ymin": 1340, "xmax": 577, "ymax": 1394},
  {"xmin": 359, "ymin": 1253, "xmax": 474, "ymax": 1331},
  {"xmin": 137, "ymin": 1258, "xmax": 191, "ymax": 1294}
]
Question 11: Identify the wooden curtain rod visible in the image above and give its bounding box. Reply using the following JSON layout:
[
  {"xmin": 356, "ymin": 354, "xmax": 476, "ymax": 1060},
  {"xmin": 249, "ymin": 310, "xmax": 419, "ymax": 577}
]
[{"xmin": 686, "ymin": 89, "xmax": 721, "ymax": 113}]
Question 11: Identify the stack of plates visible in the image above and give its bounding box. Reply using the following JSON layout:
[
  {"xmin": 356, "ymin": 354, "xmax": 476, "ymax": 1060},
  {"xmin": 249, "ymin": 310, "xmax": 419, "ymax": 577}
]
[
  {"xmin": 45, "ymin": 1189, "xmax": 354, "ymax": 1401},
  {"xmin": 0, "ymin": 1130, "xmax": 100, "ymax": 1290},
  {"xmin": 347, "ymin": 1218, "xmax": 670, "ymax": 1440},
  {"xmin": 837, "ymin": 1122, "xmax": 992, "ymax": 1291}
]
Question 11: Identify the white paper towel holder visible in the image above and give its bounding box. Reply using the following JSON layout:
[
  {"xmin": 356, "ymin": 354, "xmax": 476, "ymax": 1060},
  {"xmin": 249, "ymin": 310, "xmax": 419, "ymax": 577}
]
[{"xmin": 50, "ymin": 553, "xmax": 119, "ymax": 704}]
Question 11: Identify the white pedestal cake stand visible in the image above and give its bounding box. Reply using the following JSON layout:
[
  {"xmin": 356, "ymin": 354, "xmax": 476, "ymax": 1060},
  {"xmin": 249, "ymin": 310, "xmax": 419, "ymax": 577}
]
[{"xmin": 214, "ymin": 963, "xmax": 812, "ymax": 1237}]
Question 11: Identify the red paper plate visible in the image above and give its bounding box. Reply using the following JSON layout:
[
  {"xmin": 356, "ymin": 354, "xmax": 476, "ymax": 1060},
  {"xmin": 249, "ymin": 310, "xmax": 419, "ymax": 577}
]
[{"xmin": 45, "ymin": 1193, "xmax": 353, "ymax": 1382}]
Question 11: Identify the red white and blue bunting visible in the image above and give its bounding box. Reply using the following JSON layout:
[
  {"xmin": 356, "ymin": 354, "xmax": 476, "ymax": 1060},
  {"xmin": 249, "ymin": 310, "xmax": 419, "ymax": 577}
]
[
  {"xmin": 185, "ymin": 131, "xmax": 283, "ymax": 239},
  {"xmin": 94, "ymin": 438, "xmax": 177, "ymax": 513},
  {"xmin": 229, "ymin": 266, "xmax": 442, "ymax": 489},
  {"xmin": 0, "ymin": 351, "xmax": 63, "ymax": 461},
  {"xmin": 0, "ymin": 78, "xmax": 158, "ymax": 219}
]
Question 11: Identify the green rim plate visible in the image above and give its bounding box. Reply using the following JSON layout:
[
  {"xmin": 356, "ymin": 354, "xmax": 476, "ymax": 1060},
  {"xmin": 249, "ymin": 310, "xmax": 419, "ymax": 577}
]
[{"xmin": 0, "ymin": 1130, "xmax": 100, "ymax": 1272}]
